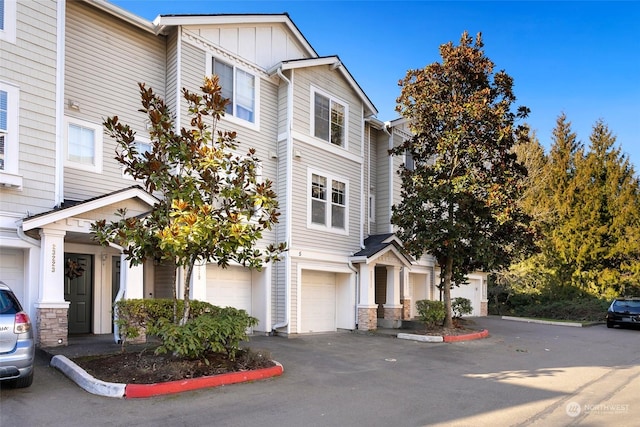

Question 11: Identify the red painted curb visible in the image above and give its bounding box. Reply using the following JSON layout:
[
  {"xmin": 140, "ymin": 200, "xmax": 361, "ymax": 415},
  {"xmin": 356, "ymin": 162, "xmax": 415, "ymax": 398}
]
[
  {"xmin": 443, "ymin": 329, "xmax": 489, "ymax": 343},
  {"xmin": 125, "ymin": 361, "xmax": 283, "ymax": 398}
]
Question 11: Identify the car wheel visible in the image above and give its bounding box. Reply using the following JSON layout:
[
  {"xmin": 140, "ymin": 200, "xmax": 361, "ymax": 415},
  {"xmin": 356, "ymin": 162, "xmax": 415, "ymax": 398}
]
[
  {"xmin": 12, "ymin": 371, "xmax": 33, "ymax": 388},
  {"xmin": 606, "ymin": 321, "xmax": 614, "ymax": 329}
]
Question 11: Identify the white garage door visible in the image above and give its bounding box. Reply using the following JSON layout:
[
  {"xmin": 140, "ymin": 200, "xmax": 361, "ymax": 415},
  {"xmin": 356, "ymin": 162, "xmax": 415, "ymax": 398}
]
[
  {"xmin": 301, "ymin": 270, "xmax": 336, "ymax": 333},
  {"xmin": 206, "ymin": 265, "xmax": 252, "ymax": 314},
  {"xmin": 450, "ymin": 279, "xmax": 480, "ymax": 316},
  {"xmin": 0, "ymin": 248, "xmax": 25, "ymax": 303}
]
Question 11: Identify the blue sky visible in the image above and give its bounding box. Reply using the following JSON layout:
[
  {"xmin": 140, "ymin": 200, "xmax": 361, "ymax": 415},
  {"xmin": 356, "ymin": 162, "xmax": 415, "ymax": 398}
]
[{"xmin": 110, "ymin": 1, "xmax": 640, "ymax": 172}]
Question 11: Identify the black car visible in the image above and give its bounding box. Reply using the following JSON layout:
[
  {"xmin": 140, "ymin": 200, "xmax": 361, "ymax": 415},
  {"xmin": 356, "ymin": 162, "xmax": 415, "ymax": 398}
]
[{"xmin": 606, "ymin": 298, "xmax": 640, "ymax": 329}]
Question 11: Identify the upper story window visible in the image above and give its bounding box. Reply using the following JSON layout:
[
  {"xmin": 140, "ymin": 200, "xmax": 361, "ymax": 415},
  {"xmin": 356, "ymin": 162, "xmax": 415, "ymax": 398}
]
[
  {"xmin": 312, "ymin": 88, "xmax": 347, "ymax": 148},
  {"xmin": 211, "ymin": 57, "xmax": 256, "ymax": 124},
  {"xmin": 0, "ymin": 0, "xmax": 17, "ymax": 44},
  {"xmin": 122, "ymin": 138, "xmax": 151, "ymax": 179},
  {"xmin": 64, "ymin": 117, "xmax": 103, "ymax": 173},
  {"xmin": 309, "ymin": 170, "xmax": 348, "ymax": 234},
  {"xmin": 0, "ymin": 82, "xmax": 19, "ymax": 181}
]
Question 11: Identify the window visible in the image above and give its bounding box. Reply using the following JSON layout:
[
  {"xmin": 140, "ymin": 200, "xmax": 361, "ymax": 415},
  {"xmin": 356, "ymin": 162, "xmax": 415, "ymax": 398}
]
[
  {"xmin": 309, "ymin": 170, "xmax": 348, "ymax": 233},
  {"xmin": 122, "ymin": 138, "xmax": 151, "ymax": 179},
  {"xmin": 64, "ymin": 117, "xmax": 103, "ymax": 173},
  {"xmin": 313, "ymin": 89, "xmax": 347, "ymax": 147},
  {"xmin": 0, "ymin": 0, "xmax": 16, "ymax": 44},
  {"xmin": 211, "ymin": 57, "xmax": 256, "ymax": 123},
  {"xmin": 405, "ymin": 150, "xmax": 415, "ymax": 171},
  {"xmin": 0, "ymin": 82, "xmax": 20, "ymax": 187}
]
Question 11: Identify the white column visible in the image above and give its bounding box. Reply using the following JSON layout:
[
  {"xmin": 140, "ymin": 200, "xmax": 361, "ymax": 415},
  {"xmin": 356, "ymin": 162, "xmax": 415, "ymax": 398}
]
[
  {"xmin": 191, "ymin": 263, "xmax": 207, "ymax": 301},
  {"xmin": 125, "ymin": 260, "xmax": 144, "ymax": 299},
  {"xmin": 35, "ymin": 228, "xmax": 68, "ymax": 306},
  {"xmin": 384, "ymin": 265, "xmax": 402, "ymax": 308},
  {"xmin": 358, "ymin": 263, "xmax": 375, "ymax": 306}
]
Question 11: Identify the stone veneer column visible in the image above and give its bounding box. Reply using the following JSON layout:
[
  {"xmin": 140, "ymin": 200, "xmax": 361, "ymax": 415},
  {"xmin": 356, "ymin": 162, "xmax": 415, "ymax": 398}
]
[
  {"xmin": 382, "ymin": 265, "xmax": 403, "ymax": 328},
  {"xmin": 400, "ymin": 297, "xmax": 412, "ymax": 320},
  {"xmin": 34, "ymin": 228, "xmax": 69, "ymax": 347},
  {"xmin": 357, "ymin": 263, "xmax": 377, "ymax": 331},
  {"xmin": 481, "ymin": 301, "xmax": 488, "ymax": 316}
]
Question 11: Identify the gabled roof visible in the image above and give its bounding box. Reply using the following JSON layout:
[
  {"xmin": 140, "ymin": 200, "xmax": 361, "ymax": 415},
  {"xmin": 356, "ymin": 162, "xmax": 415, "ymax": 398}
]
[
  {"xmin": 22, "ymin": 186, "xmax": 158, "ymax": 231},
  {"xmin": 268, "ymin": 56, "xmax": 378, "ymax": 117},
  {"xmin": 351, "ymin": 233, "xmax": 413, "ymax": 267}
]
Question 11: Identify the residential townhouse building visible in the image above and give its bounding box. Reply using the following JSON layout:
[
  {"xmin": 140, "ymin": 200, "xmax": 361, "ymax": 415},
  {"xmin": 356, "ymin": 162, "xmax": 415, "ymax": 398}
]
[{"xmin": 0, "ymin": 0, "xmax": 487, "ymax": 348}]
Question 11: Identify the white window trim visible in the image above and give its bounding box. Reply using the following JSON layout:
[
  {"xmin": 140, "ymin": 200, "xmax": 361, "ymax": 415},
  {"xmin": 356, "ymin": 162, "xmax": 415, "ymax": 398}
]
[
  {"xmin": 310, "ymin": 85, "xmax": 349, "ymax": 150},
  {"xmin": 64, "ymin": 116, "xmax": 103, "ymax": 173},
  {"xmin": 0, "ymin": 81, "xmax": 22, "ymax": 188},
  {"xmin": 205, "ymin": 54, "xmax": 260, "ymax": 132},
  {"xmin": 307, "ymin": 168, "xmax": 349, "ymax": 235},
  {"xmin": 121, "ymin": 136, "xmax": 151, "ymax": 180},
  {"xmin": 0, "ymin": 0, "xmax": 17, "ymax": 44}
]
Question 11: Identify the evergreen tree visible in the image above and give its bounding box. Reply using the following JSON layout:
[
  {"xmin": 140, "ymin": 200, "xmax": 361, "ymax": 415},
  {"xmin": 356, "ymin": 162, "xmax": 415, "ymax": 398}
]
[{"xmin": 391, "ymin": 32, "xmax": 536, "ymax": 328}]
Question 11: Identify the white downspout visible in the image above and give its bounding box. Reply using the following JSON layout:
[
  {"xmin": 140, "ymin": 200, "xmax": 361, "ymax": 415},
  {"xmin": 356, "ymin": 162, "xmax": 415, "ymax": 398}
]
[
  {"xmin": 272, "ymin": 67, "xmax": 292, "ymax": 333},
  {"xmin": 54, "ymin": 0, "xmax": 66, "ymax": 205}
]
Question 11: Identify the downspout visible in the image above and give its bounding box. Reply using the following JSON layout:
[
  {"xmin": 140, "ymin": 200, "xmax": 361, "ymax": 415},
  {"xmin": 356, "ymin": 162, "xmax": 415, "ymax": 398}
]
[
  {"xmin": 54, "ymin": 0, "xmax": 66, "ymax": 205},
  {"xmin": 17, "ymin": 225, "xmax": 40, "ymax": 247},
  {"xmin": 272, "ymin": 67, "xmax": 292, "ymax": 333},
  {"xmin": 348, "ymin": 260, "xmax": 359, "ymax": 329},
  {"xmin": 109, "ymin": 243, "xmax": 125, "ymax": 344}
]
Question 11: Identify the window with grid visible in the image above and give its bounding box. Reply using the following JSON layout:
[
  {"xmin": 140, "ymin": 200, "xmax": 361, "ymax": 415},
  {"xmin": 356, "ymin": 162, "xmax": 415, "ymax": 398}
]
[
  {"xmin": 0, "ymin": 89, "xmax": 7, "ymax": 171},
  {"xmin": 313, "ymin": 92, "xmax": 346, "ymax": 147},
  {"xmin": 0, "ymin": 0, "xmax": 16, "ymax": 43},
  {"xmin": 310, "ymin": 171, "xmax": 347, "ymax": 232},
  {"xmin": 212, "ymin": 57, "xmax": 256, "ymax": 123}
]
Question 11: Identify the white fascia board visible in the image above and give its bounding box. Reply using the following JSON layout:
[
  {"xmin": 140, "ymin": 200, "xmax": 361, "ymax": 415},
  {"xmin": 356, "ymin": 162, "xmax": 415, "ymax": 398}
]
[
  {"xmin": 22, "ymin": 188, "xmax": 158, "ymax": 231},
  {"xmin": 82, "ymin": 0, "xmax": 157, "ymax": 34}
]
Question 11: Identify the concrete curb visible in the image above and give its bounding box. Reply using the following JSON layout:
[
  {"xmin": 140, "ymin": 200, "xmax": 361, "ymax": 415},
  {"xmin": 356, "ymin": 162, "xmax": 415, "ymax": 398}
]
[
  {"xmin": 51, "ymin": 355, "xmax": 126, "ymax": 398},
  {"xmin": 50, "ymin": 355, "xmax": 283, "ymax": 399},
  {"xmin": 501, "ymin": 316, "xmax": 593, "ymax": 327},
  {"xmin": 397, "ymin": 329, "xmax": 489, "ymax": 343}
]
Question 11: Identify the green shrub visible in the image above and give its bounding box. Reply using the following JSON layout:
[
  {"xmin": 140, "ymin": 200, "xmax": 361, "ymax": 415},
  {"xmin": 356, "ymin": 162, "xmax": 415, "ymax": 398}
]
[
  {"xmin": 451, "ymin": 297, "xmax": 473, "ymax": 318},
  {"xmin": 416, "ymin": 300, "xmax": 445, "ymax": 328},
  {"xmin": 114, "ymin": 299, "xmax": 257, "ymax": 359},
  {"xmin": 154, "ymin": 307, "xmax": 258, "ymax": 360}
]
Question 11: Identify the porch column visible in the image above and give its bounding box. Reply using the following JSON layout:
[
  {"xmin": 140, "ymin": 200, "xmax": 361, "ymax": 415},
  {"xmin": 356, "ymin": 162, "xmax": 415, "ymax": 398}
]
[
  {"xmin": 383, "ymin": 265, "xmax": 402, "ymax": 328},
  {"xmin": 357, "ymin": 263, "xmax": 377, "ymax": 331},
  {"xmin": 191, "ymin": 263, "xmax": 207, "ymax": 301},
  {"xmin": 400, "ymin": 267, "xmax": 411, "ymax": 320},
  {"xmin": 34, "ymin": 227, "xmax": 69, "ymax": 347},
  {"xmin": 123, "ymin": 257, "xmax": 144, "ymax": 299}
]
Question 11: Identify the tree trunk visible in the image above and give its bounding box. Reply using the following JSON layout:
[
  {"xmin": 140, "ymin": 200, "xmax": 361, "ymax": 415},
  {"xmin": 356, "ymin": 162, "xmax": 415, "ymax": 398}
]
[
  {"xmin": 179, "ymin": 260, "xmax": 194, "ymax": 326},
  {"xmin": 443, "ymin": 256, "xmax": 454, "ymax": 328}
]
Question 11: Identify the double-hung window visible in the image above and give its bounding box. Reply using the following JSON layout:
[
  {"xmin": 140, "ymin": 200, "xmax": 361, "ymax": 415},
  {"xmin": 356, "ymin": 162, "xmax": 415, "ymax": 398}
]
[
  {"xmin": 211, "ymin": 57, "xmax": 256, "ymax": 124},
  {"xmin": 64, "ymin": 117, "xmax": 103, "ymax": 173},
  {"xmin": 0, "ymin": 82, "xmax": 20, "ymax": 187},
  {"xmin": 0, "ymin": 0, "xmax": 16, "ymax": 43},
  {"xmin": 313, "ymin": 89, "xmax": 347, "ymax": 148},
  {"xmin": 309, "ymin": 170, "xmax": 348, "ymax": 233},
  {"xmin": 122, "ymin": 138, "xmax": 151, "ymax": 179}
]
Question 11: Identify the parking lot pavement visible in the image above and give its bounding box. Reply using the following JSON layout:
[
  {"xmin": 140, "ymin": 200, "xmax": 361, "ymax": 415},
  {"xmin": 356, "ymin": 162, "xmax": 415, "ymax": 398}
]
[{"xmin": 2, "ymin": 317, "xmax": 639, "ymax": 427}]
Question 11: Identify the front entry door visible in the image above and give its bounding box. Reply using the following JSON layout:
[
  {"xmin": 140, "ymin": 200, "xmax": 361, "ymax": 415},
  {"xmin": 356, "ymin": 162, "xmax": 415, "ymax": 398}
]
[{"xmin": 64, "ymin": 253, "xmax": 93, "ymax": 334}]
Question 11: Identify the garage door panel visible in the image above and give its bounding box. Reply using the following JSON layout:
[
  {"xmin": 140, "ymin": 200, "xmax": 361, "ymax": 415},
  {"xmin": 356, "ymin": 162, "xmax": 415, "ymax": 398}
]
[
  {"xmin": 0, "ymin": 248, "xmax": 25, "ymax": 303},
  {"xmin": 206, "ymin": 265, "xmax": 252, "ymax": 314},
  {"xmin": 301, "ymin": 271, "xmax": 336, "ymax": 333}
]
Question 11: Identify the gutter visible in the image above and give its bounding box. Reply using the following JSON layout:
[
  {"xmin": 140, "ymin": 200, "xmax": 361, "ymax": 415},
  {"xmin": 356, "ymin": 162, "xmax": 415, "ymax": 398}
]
[{"xmin": 271, "ymin": 67, "xmax": 292, "ymax": 333}]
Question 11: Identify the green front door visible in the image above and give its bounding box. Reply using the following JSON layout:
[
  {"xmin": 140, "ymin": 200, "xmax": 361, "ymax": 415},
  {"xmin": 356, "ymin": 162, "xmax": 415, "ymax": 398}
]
[{"xmin": 64, "ymin": 253, "xmax": 93, "ymax": 334}]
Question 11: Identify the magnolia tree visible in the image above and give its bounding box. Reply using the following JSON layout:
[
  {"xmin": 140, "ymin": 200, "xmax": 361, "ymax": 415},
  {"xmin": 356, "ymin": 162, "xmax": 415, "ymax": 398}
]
[
  {"xmin": 390, "ymin": 32, "xmax": 536, "ymax": 328},
  {"xmin": 93, "ymin": 76, "xmax": 286, "ymax": 325}
]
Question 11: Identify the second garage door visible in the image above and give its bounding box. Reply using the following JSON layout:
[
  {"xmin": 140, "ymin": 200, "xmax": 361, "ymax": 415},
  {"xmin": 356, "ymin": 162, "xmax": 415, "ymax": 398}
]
[
  {"xmin": 206, "ymin": 265, "xmax": 252, "ymax": 315},
  {"xmin": 301, "ymin": 270, "xmax": 336, "ymax": 333}
]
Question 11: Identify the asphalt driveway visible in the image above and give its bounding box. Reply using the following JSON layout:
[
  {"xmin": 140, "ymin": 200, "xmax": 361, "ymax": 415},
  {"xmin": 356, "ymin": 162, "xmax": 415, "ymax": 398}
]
[{"xmin": 2, "ymin": 316, "xmax": 639, "ymax": 426}]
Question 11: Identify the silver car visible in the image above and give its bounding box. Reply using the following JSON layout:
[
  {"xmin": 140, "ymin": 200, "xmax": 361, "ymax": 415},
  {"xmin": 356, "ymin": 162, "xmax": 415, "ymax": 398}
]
[{"xmin": 0, "ymin": 281, "xmax": 35, "ymax": 388}]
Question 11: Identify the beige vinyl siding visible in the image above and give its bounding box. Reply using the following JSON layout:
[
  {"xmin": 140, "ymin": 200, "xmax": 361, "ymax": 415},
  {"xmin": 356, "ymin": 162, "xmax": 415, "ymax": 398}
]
[
  {"xmin": 291, "ymin": 66, "xmax": 364, "ymax": 159},
  {"xmin": 190, "ymin": 23, "xmax": 310, "ymax": 70},
  {"xmin": 165, "ymin": 29, "xmax": 179, "ymax": 116},
  {"xmin": 365, "ymin": 123, "xmax": 377, "ymax": 234},
  {"xmin": 0, "ymin": 0, "xmax": 57, "ymax": 214},
  {"xmin": 374, "ymin": 129, "xmax": 392, "ymax": 233},
  {"xmin": 289, "ymin": 141, "xmax": 362, "ymax": 252},
  {"xmin": 391, "ymin": 132, "xmax": 405, "ymax": 210},
  {"xmin": 63, "ymin": 1, "xmax": 166, "ymax": 201}
]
